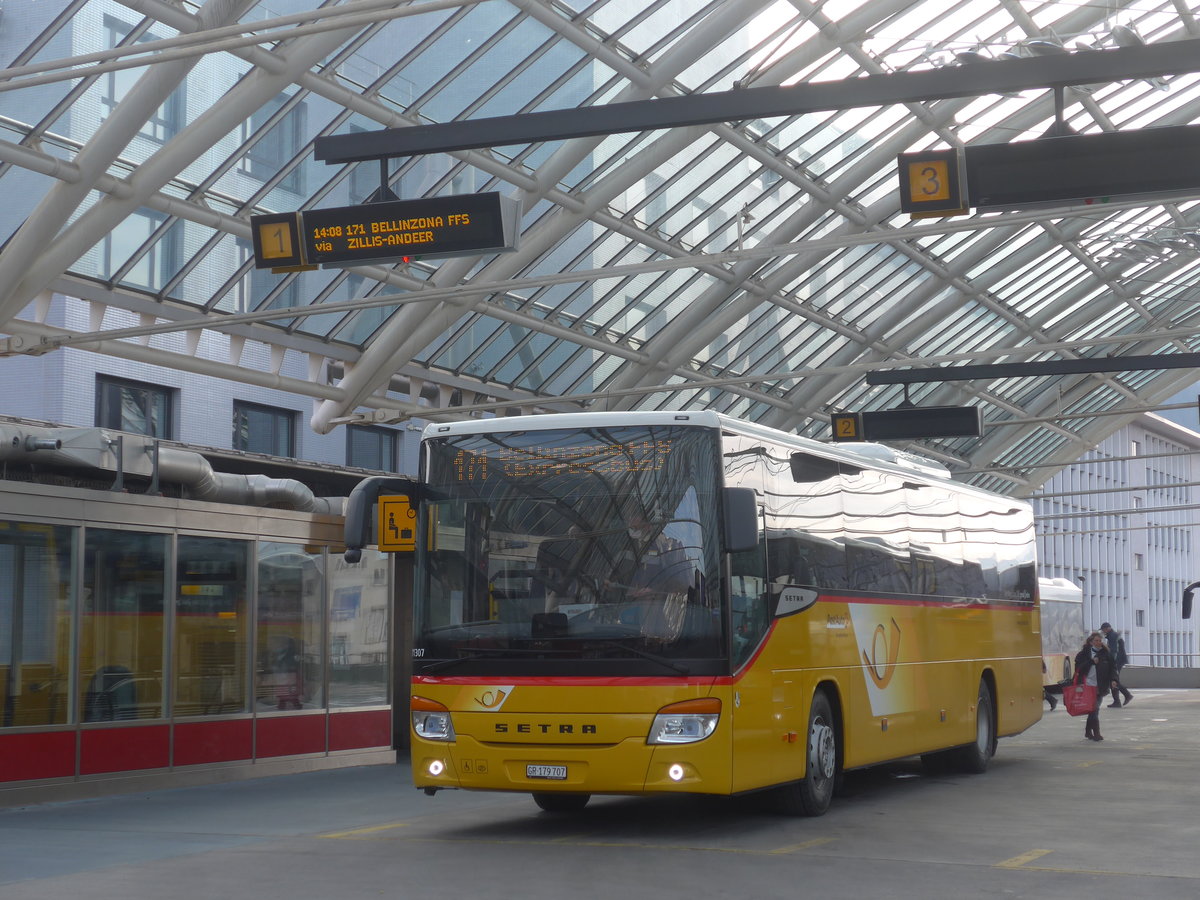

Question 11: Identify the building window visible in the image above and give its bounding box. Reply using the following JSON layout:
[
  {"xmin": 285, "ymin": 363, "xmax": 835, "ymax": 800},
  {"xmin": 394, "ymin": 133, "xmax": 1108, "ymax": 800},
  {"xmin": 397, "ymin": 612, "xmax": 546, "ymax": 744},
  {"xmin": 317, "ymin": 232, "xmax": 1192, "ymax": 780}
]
[
  {"xmin": 347, "ymin": 125, "xmax": 384, "ymax": 202},
  {"xmin": 96, "ymin": 376, "xmax": 175, "ymax": 437},
  {"xmin": 241, "ymin": 93, "xmax": 307, "ymax": 193},
  {"xmin": 234, "ymin": 237, "xmax": 300, "ymax": 314},
  {"xmin": 232, "ymin": 401, "xmax": 295, "ymax": 457},
  {"xmin": 347, "ymin": 425, "xmax": 397, "ymax": 471},
  {"xmin": 102, "ymin": 17, "xmax": 185, "ymax": 144},
  {"xmin": 1136, "ymin": 609, "xmax": 1145, "ymax": 627},
  {"xmin": 99, "ymin": 209, "xmax": 180, "ymax": 292},
  {"xmin": 1134, "ymin": 553, "xmax": 1144, "ymax": 571}
]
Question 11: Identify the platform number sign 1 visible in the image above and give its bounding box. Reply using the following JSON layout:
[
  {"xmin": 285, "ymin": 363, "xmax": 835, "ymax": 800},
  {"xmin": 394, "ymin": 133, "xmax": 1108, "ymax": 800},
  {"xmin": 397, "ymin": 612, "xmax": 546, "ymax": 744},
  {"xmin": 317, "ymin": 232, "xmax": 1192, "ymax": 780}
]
[{"xmin": 250, "ymin": 212, "xmax": 304, "ymax": 268}]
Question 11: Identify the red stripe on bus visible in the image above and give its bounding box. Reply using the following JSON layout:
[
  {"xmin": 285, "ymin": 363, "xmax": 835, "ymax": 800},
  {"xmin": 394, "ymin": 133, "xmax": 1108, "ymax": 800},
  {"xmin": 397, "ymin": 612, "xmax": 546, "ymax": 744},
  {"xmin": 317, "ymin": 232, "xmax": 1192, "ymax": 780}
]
[{"xmin": 414, "ymin": 675, "xmax": 730, "ymax": 687}]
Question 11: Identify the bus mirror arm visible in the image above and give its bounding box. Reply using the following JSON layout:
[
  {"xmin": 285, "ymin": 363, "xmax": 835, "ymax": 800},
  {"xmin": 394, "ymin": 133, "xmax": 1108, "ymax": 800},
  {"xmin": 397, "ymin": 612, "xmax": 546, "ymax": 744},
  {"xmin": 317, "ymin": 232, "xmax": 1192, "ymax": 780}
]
[
  {"xmin": 723, "ymin": 487, "xmax": 759, "ymax": 554},
  {"xmin": 343, "ymin": 475, "xmax": 422, "ymax": 563},
  {"xmin": 1183, "ymin": 582, "xmax": 1200, "ymax": 619}
]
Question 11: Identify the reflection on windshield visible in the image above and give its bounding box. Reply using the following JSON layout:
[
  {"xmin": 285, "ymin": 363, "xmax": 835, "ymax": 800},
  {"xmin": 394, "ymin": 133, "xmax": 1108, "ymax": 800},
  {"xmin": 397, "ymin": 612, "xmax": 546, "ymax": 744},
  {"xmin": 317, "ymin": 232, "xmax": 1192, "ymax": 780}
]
[{"xmin": 416, "ymin": 427, "xmax": 724, "ymax": 669}]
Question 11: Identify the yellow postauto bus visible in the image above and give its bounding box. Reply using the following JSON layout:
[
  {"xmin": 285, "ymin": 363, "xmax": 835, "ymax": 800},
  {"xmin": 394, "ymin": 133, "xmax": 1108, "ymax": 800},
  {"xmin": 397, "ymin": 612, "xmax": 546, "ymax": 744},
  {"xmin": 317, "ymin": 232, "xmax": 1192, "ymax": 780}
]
[{"xmin": 351, "ymin": 411, "xmax": 1042, "ymax": 815}]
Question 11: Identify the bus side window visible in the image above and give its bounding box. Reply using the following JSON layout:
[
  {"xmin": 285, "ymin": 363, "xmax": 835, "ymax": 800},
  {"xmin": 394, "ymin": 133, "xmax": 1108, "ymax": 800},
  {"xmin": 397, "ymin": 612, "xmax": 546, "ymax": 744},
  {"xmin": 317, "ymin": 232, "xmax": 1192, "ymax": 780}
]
[{"xmin": 730, "ymin": 537, "xmax": 769, "ymax": 668}]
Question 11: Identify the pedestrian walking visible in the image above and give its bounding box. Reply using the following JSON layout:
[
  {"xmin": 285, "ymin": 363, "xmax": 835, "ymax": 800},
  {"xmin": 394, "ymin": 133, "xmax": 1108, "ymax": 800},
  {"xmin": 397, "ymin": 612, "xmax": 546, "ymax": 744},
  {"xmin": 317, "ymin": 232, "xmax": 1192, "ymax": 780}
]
[
  {"xmin": 1074, "ymin": 632, "xmax": 1116, "ymax": 741},
  {"xmin": 1101, "ymin": 622, "xmax": 1133, "ymax": 707}
]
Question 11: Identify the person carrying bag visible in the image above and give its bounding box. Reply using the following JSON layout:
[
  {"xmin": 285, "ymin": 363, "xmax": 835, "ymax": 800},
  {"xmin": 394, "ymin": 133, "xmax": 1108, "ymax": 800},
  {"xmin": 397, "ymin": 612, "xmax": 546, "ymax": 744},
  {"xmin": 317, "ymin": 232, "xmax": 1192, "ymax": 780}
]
[
  {"xmin": 1061, "ymin": 671, "xmax": 1096, "ymax": 717},
  {"xmin": 1070, "ymin": 632, "xmax": 1116, "ymax": 741}
]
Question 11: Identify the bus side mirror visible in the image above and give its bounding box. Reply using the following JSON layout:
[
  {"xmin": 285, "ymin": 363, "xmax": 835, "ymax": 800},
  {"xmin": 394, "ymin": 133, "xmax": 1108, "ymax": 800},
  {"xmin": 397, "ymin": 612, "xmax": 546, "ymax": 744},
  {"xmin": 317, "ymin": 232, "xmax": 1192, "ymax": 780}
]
[
  {"xmin": 1184, "ymin": 585, "xmax": 1197, "ymax": 620},
  {"xmin": 723, "ymin": 487, "xmax": 759, "ymax": 553}
]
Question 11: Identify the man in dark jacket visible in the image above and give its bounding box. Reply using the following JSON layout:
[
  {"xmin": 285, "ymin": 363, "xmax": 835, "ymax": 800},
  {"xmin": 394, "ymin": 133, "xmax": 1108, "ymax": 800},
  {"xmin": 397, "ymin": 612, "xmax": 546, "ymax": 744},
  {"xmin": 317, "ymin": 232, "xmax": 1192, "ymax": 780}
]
[{"xmin": 1101, "ymin": 622, "xmax": 1134, "ymax": 707}]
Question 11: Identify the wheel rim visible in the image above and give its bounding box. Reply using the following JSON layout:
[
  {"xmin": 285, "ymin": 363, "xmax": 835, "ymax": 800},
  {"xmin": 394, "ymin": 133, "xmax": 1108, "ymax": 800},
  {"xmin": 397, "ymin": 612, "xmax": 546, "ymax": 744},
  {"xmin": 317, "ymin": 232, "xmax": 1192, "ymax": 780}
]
[
  {"xmin": 975, "ymin": 699, "xmax": 991, "ymax": 754},
  {"xmin": 810, "ymin": 716, "xmax": 836, "ymax": 782}
]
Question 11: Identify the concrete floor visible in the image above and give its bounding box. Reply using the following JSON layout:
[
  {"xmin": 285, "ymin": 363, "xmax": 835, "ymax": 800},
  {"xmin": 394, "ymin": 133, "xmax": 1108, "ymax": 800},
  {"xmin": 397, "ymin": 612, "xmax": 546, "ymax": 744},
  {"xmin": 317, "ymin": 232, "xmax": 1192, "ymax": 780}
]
[{"xmin": 2, "ymin": 688, "xmax": 1199, "ymax": 900}]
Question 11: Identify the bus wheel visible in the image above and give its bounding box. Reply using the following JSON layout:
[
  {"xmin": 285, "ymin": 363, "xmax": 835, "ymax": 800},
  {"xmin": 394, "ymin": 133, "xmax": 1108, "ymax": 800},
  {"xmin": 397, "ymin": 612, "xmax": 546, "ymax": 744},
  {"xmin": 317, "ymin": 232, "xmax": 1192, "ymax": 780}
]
[
  {"xmin": 777, "ymin": 691, "xmax": 838, "ymax": 816},
  {"xmin": 532, "ymin": 792, "xmax": 590, "ymax": 812},
  {"xmin": 954, "ymin": 680, "xmax": 995, "ymax": 774}
]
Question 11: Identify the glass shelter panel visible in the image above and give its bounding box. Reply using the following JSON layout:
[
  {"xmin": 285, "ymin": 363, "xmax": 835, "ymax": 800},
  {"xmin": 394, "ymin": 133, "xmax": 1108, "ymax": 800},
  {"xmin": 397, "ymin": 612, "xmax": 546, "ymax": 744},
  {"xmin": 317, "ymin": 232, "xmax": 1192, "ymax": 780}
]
[
  {"xmin": 81, "ymin": 529, "xmax": 167, "ymax": 721},
  {"xmin": 256, "ymin": 543, "xmax": 324, "ymax": 711},
  {"xmin": 328, "ymin": 549, "xmax": 390, "ymax": 708},
  {"xmin": 1, "ymin": 523, "xmax": 74, "ymax": 728},
  {"xmin": 174, "ymin": 537, "xmax": 251, "ymax": 717}
]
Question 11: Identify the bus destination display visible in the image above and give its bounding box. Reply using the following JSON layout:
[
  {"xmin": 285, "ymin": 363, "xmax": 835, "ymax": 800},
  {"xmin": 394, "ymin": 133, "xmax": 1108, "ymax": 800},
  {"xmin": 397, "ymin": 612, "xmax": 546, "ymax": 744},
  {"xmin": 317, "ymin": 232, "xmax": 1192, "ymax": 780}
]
[
  {"xmin": 447, "ymin": 439, "xmax": 676, "ymax": 483},
  {"xmin": 251, "ymin": 192, "xmax": 518, "ymax": 269}
]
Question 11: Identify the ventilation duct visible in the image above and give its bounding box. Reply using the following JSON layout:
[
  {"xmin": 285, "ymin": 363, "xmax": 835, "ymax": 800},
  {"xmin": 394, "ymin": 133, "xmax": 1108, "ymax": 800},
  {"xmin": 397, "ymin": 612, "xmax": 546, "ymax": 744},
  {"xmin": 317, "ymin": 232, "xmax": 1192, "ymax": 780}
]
[{"xmin": 0, "ymin": 423, "xmax": 344, "ymax": 515}]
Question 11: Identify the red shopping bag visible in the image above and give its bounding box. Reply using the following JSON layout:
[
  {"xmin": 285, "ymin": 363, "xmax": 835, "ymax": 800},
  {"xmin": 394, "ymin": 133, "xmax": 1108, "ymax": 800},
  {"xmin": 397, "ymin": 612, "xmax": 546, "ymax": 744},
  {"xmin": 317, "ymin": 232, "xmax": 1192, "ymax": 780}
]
[{"xmin": 1062, "ymin": 678, "xmax": 1096, "ymax": 717}]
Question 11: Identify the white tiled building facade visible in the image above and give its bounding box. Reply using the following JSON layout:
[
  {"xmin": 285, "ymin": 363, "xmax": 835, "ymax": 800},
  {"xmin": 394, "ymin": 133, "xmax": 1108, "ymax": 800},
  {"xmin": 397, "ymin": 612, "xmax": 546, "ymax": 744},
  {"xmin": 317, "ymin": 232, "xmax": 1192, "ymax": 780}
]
[{"xmin": 1032, "ymin": 413, "xmax": 1200, "ymax": 667}]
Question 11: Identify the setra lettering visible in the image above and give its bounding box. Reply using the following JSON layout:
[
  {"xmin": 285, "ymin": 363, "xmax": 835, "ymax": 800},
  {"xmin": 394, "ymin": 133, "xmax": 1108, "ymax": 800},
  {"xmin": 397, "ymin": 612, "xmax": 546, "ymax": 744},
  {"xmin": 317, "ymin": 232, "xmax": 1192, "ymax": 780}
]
[{"xmin": 493, "ymin": 722, "xmax": 598, "ymax": 734}]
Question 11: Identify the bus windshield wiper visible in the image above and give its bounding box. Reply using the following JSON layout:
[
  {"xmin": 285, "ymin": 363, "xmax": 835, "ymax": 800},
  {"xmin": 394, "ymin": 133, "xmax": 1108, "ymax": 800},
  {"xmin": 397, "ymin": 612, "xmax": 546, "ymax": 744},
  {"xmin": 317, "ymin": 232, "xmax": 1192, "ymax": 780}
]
[
  {"xmin": 418, "ymin": 644, "xmax": 575, "ymax": 673},
  {"xmin": 420, "ymin": 654, "xmax": 494, "ymax": 674},
  {"xmin": 584, "ymin": 637, "xmax": 690, "ymax": 675}
]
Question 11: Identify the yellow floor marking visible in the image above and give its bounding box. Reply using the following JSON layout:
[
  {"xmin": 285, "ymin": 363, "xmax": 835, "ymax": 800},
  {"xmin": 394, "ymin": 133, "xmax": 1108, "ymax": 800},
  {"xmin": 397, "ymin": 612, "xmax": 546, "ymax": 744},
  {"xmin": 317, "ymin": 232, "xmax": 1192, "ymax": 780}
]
[
  {"xmin": 409, "ymin": 836, "xmax": 824, "ymax": 855},
  {"xmin": 1077, "ymin": 760, "xmax": 1102, "ymax": 768},
  {"xmin": 321, "ymin": 822, "xmax": 410, "ymax": 839},
  {"xmin": 769, "ymin": 837, "xmax": 835, "ymax": 854},
  {"xmin": 550, "ymin": 831, "xmax": 598, "ymax": 843},
  {"xmin": 995, "ymin": 849, "xmax": 1053, "ymax": 869}
]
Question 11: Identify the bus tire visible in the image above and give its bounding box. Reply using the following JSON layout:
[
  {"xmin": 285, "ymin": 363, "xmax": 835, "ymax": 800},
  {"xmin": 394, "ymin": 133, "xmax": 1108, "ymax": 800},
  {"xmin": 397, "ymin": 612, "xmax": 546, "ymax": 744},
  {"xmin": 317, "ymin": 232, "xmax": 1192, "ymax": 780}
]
[
  {"xmin": 953, "ymin": 680, "xmax": 995, "ymax": 774},
  {"xmin": 777, "ymin": 690, "xmax": 838, "ymax": 816},
  {"xmin": 532, "ymin": 792, "xmax": 590, "ymax": 812}
]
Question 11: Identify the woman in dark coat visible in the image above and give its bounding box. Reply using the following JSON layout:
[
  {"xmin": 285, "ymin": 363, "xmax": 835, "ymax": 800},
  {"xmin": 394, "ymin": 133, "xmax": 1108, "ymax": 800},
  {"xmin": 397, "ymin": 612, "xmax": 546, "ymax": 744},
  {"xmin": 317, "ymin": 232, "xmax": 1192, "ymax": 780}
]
[{"xmin": 1074, "ymin": 631, "xmax": 1116, "ymax": 741}]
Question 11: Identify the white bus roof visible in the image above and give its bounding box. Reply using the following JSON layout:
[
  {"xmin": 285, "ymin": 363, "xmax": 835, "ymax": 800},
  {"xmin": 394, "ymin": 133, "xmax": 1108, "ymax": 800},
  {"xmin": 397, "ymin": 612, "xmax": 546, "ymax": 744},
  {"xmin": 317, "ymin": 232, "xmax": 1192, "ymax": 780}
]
[
  {"xmin": 1038, "ymin": 577, "xmax": 1084, "ymax": 604},
  {"xmin": 421, "ymin": 410, "xmax": 1022, "ymax": 504}
]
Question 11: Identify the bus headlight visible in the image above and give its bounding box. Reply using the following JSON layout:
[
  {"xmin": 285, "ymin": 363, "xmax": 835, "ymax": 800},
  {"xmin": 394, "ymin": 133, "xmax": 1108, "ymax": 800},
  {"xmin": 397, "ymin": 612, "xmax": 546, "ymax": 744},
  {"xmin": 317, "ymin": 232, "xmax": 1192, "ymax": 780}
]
[
  {"xmin": 412, "ymin": 696, "xmax": 456, "ymax": 741},
  {"xmin": 647, "ymin": 698, "xmax": 720, "ymax": 744}
]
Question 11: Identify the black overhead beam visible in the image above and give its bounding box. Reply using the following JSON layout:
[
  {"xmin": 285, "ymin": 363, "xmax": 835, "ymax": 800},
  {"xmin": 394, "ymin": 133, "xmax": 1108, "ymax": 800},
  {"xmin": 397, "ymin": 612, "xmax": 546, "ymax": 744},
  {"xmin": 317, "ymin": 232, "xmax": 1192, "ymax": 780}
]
[
  {"xmin": 865, "ymin": 353, "xmax": 1200, "ymax": 385},
  {"xmin": 316, "ymin": 39, "xmax": 1200, "ymax": 163}
]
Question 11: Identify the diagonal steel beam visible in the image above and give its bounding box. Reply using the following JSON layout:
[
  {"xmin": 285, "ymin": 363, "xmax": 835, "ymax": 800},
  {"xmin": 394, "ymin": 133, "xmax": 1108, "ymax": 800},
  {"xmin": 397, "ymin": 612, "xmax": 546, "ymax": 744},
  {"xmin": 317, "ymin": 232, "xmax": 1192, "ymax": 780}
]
[
  {"xmin": 314, "ymin": 38, "xmax": 1200, "ymax": 161},
  {"xmin": 865, "ymin": 353, "xmax": 1200, "ymax": 385}
]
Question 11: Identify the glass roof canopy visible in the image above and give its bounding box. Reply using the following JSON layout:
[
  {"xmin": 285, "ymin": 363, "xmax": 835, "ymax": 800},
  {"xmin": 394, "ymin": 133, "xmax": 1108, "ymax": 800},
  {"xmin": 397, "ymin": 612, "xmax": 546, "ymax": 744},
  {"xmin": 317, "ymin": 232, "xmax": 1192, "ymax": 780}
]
[{"xmin": 3, "ymin": 0, "xmax": 1200, "ymax": 495}]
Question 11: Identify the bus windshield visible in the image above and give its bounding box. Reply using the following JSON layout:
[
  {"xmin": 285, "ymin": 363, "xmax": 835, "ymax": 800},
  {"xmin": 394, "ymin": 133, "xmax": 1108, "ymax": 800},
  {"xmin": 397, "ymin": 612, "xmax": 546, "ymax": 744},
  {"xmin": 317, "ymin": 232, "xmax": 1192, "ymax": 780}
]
[{"xmin": 415, "ymin": 425, "xmax": 725, "ymax": 675}]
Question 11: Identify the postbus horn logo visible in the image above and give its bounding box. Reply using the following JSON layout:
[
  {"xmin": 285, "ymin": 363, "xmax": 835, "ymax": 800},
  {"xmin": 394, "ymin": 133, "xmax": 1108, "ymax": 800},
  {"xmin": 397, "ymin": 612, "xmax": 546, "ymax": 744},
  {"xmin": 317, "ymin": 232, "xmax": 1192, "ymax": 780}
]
[
  {"xmin": 474, "ymin": 687, "xmax": 513, "ymax": 710},
  {"xmin": 863, "ymin": 618, "xmax": 902, "ymax": 689}
]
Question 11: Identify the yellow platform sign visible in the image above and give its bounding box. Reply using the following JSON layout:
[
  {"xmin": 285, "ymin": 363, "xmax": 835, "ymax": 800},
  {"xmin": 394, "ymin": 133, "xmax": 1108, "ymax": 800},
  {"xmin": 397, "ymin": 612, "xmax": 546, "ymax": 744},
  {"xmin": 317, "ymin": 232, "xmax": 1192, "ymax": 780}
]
[
  {"xmin": 377, "ymin": 495, "xmax": 416, "ymax": 552},
  {"xmin": 831, "ymin": 412, "xmax": 862, "ymax": 442},
  {"xmin": 897, "ymin": 148, "xmax": 968, "ymax": 218}
]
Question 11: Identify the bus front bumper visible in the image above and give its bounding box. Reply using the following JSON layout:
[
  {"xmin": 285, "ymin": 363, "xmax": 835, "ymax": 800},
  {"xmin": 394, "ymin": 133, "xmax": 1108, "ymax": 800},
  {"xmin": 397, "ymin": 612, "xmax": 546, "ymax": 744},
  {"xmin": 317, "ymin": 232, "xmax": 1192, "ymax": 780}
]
[{"xmin": 412, "ymin": 733, "xmax": 729, "ymax": 796}]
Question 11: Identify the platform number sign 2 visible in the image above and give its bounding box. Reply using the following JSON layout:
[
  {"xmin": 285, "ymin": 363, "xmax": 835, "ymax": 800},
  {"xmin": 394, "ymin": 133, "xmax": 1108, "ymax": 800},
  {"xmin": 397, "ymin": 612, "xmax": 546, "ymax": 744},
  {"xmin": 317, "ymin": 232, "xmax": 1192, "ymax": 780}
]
[{"xmin": 831, "ymin": 413, "xmax": 862, "ymax": 442}]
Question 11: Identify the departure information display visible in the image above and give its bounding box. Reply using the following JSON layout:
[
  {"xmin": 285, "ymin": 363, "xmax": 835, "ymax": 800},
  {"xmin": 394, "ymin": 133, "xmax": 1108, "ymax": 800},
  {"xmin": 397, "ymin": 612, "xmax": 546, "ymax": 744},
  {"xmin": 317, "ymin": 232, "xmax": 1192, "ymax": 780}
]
[
  {"xmin": 450, "ymin": 439, "xmax": 676, "ymax": 482},
  {"xmin": 250, "ymin": 192, "xmax": 517, "ymax": 269}
]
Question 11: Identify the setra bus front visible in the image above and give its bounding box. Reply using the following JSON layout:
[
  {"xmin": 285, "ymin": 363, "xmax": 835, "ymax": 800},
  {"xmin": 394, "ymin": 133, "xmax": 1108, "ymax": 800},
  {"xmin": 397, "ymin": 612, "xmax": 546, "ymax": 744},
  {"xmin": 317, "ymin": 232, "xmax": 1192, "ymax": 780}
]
[{"xmin": 408, "ymin": 414, "xmax": 757, "ymax": 812}]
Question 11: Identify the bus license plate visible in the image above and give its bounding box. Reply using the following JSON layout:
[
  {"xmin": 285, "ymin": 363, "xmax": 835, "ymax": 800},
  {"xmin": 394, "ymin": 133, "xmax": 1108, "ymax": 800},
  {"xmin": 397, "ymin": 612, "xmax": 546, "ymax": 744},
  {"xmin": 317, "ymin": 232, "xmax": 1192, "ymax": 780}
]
[{"xmin": 527, "ymin": 764, "xmax": 567, "ymax": 780}]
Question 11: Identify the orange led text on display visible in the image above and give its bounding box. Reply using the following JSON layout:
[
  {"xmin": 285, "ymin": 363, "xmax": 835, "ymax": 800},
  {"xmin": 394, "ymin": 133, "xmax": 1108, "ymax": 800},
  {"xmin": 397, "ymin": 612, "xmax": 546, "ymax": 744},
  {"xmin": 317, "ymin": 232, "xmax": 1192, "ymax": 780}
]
[{"xmin": 450, "ymin": 440, "xmax": 675, "ymax": 482}]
